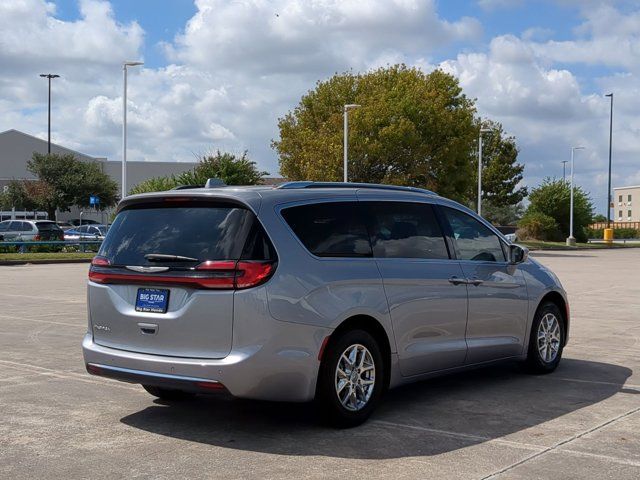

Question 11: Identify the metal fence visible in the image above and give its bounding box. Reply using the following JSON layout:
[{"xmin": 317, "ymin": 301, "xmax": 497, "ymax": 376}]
[
  {"xmin": 590, "ymin": 221, "xmax": 640, "ymax": 230},
  {"xmin": 0, "ymin": 240, "xmax": 102, "ymax": 253}
]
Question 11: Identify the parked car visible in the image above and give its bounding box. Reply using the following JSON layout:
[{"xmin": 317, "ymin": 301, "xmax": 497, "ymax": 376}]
[
  {"xmin": 56, "ymin": 221, "xmax": 75, "ymax": 231},
  {"xmin": 64, "ymin": 224, "xmax": 108, "ymax": 241},
  {"xmin": 68, "ymin": 219, "xmax": 100, "ymax": 226},
  {"xmin": 83, "ymin": 181, "xmax": 569, "ymax": 427},
  {"xmin": 0, "ymin": 220, "xmax": 64, "ymax": 242}
]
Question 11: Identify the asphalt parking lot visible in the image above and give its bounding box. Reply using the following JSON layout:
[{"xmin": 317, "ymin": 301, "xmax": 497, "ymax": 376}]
[{"xmin": 1, "ymin": 250, "xmax": 639, "ymax": 479}]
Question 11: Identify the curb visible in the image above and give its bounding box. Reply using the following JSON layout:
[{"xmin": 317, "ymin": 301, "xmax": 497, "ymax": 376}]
[{"xmin": 0, "ymin": 258, "xmax": 93, "ymax": 266}]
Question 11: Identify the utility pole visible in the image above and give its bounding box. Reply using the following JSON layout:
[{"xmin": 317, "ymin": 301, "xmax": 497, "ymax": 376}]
[
  {"xmin": 477, "ymin": 127, "xmax": 491, "ymax": 216},
  {"xmin": 122, "ymin": 61, "xmax": 144, "ymax": 198},
  {"xmin": 605, "ymin": 93, "xmax": 614, "ymax": 228},
  {"xmin": 39, "ymin": 74, "xmax": 60, "ymax": 153},
  {"xmin": 562, "ymin": 160, "xmax": 568, "ymax": 181},
  {"xmin": 343, "ymin": 104, "xmax": 360, "ymax": 182}
]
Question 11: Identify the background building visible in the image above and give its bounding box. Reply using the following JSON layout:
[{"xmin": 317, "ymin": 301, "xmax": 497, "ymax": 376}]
[
  {"xmin": 0, "ymin": 129, "xmax": 197, "ymax": 222},
  {"xmin": 613, "ymin": 185, "xmax": 640, "ymax": 222}
]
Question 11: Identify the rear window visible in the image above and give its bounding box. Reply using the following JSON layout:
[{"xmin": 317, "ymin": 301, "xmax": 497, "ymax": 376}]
[
  {"xmin": 98, "ymin": 204, "xmax": 256, "ymax": 266},
  {"xmin": 36, "ymin": 222, "xmax": 61, "ymax": 231},
  {"xmin": 281, "ymin": 202, "xmax": 371, "ymax": 257}
]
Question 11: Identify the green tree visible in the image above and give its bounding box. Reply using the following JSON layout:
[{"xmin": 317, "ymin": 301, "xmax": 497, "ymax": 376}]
[
  {"xmin": 273, "ymin": 66, "xmax": 480, "ymax": 202},
  {"xmin": 523, "ymin": 178, "xmax": 594, "ymax": 242},
  {"xmin": 476, "ymin": 120, "xmax": 527, "ymax": 208},
  {"xmin": 27, "ymin": 153, "xmax": 118, "ymax": 219},
  {"xmin": 482, "ymin": 200, "xmax": 524, "ymax": 226},
  {"xmin": 592, "ymin": 213, "xmax": 607, "ymax": 223},
  {"xmin": 0, "ymin": 180, "xmax": 39, "ymax": 211},
  {"xmin": 129, "ymin": 150, "xmax": 267, "ymax": 195}
]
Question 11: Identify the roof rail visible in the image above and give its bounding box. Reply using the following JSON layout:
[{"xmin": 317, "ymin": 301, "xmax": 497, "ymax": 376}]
[
  {"xmin": 276, "ymin": 181, "xmax": 436, "ymax": 196},
  {"xmin": 171, "ymin": 185, "xmax": 203, "ymax": 190}
]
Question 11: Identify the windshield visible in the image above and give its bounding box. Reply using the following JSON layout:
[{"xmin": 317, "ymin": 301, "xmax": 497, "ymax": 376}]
[{"xmin": 98, "ymin": 204, "xmax": 254, "ymax": 266}]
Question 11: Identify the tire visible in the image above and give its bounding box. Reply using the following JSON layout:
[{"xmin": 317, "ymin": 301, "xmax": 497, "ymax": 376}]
[
  {"xmin": 142, "ymin": 385, "xmax": 194, "ymax": 401},
  {"xmin": 315, "ymin": 329, "xmax": 385, "ymax": 428},
  {"xmin": 525, "ymin": 301, "xmax": 565, "ymax": 374}
]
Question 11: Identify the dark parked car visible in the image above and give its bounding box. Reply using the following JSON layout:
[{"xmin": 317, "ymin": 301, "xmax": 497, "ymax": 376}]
[{"xmin": 68, "ymin": 219, "xmax": 100, "ymax": 226}]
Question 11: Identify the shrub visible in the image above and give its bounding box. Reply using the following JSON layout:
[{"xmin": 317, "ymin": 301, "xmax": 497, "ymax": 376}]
[{"xmin": 517, "ymin": 212, "xmax": 559, "ymax": 241}]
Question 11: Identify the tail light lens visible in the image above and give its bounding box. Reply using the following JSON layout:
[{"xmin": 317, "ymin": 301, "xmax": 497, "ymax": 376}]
[
  {"xmin": 34, "ymin": 234, "xmax": 41, "ymax": 241},
  {"xmin": 88, "ymin": 260, "xmax": 275, "ymax": 290}
]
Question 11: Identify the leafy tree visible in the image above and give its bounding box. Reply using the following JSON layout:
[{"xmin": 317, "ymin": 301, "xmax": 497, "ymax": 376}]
[
  {"xmin": 130, "ymin": 150, "xmax": 267, "ymax": 195},
  {"xmin": 476, "ymin": 120, "xmax": 527, "ymax": 207},
  {"xmin": 27, "ymin": 153, "xmax": 119, "ymax": 220},
  {"xmin": 482, "ymin": 199, "xmax": 524, "ymax": 226},
  {"xmin": 523, "ymin": 178, "xmax": 594, "ymax": 242},
  {"xmin": 0, "ymin": 180, "xmax": 39, "ymax": 211},
  {"xmin": 273, "ymin": 66, "xmax": 480, "ymax": 202},
  {"xmin": 592, "ymin": 213, "xmax": 607, "ymax": 223}
]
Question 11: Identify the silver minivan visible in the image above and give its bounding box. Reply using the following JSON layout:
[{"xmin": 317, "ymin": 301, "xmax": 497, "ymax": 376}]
[{"xmin": 83, "ymin": 182, "xmax": 569, "ymax": 427}]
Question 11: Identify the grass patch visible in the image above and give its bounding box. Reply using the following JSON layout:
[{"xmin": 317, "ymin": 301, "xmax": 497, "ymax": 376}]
[
  {"xmin": 0, "ymin": 252, "xmax": 95, "ymax": 262},
  {"xmin": 519, "ymin": 240, "xmax": 638, "ymax": 250}
]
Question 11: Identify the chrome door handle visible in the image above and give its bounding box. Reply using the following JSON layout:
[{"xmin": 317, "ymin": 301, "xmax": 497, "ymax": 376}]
[
  {"xmin": 448, "ymin": 276, "xmax": 468, "ymax": 286},
  {"xmin": 468, "ymin": 278, "xmax": 484, "ymax": 286}
]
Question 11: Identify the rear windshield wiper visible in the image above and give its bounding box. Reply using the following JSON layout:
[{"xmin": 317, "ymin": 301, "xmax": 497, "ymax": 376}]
[{"xmin": 144, "ymin": 253, "xmax": 199, "ymax": 262}]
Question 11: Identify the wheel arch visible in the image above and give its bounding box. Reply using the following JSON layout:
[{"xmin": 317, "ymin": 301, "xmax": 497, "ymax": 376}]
[
  {"xmin": 323, "ymin": 314, "xmax": 392, "ymax": 390},
  {"xmin": 538, "ymin": 290, "xmax": 569, "ymax": 346}
]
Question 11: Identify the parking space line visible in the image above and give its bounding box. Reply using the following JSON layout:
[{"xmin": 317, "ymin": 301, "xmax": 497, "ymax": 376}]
[
  {"xmin": 0, "ymin": 313, "xmax": 82, "ymax": 328},
  {"xmin": 0, "ymin": 359, "xmax": 142, "ymax": 392},
  {"xmin": 544, "ymin": 375, "xmax": 640, "ymax": 390},
  {"xmin": 372, "ymin": 420, "xmax": 545, "ymax": 452},
  {"xmin": 480, "ymin": 405, "xmax": 640, "ymax": 479}
]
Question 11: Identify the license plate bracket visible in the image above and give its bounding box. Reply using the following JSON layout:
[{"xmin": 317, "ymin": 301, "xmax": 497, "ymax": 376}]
[{"xmin": 135, "ymin": 288, "xmax": 170, "ymax": 313}]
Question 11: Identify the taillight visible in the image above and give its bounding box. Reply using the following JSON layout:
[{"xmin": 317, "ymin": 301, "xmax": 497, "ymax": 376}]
[
  {"xmin": 34, "ymin": 234, "xmax": 41, "ymax": 241},
  {"xmin": 91, "ymin": 256, "xmax": 111, "ymax": 266},
  {"xmin": 89, "ymin": 260, "xmax": 275, "ymax": 290}
]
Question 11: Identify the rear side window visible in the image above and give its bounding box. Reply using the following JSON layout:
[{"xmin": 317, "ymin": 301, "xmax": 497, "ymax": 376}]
[
  {"xmin": 0, "ymin": 221, "xmax": 9, "ymax": 232},
  {"xmin": 20, "ymin": 222, "xmax": 33, "ymax": 232},
  {"xmin": 365, "ymin": 202, "xmax": 449, "ymax": 259},
  {"xmin": 99, "ymin": 203, "xmax": 255, "ymax": 266},
  {"xmin": 36, "ymin": 222, "xmax": 60, "ymax": 231},
  {"xmin": 281, "ymin": 202, "xmax": 371, "ymax": 257},
  {"xmin": 442, "ymin": 207, "xmax": 506, "ymax": 262}
]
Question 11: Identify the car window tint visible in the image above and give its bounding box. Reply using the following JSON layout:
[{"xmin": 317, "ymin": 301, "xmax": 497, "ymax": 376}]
[
  {"xmin": 365, "ymin": 202, "xmax": 449, "ymax": 259},
  {"xmin": 443, "ymin": 207, "xmax": 505, "ymax": 262},
  {"xmin": 20, "ymin": 222, "xmax": 33, "ymax": 232},
  {"xmin": 281, "ymin": 202, "xmax": 372, "ymax": 257},
  {"xmin": 9, "ymin": 221, "xmax": 22, "ymax": 230},
  {"xmin": 0, "ymin": 221, "xmax": 9, "ymax": 232},
  {"xmin": 98, "ymin": 203, "xmax": 254, "ymax": 266},
  {"xmin": 36, "ymin": 222, "xmax": 59, "ymax": 231}
]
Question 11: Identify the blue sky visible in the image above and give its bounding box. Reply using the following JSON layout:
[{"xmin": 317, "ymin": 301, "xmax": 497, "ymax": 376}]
[{"xmin": 1, "ymin": 0, "xmax": 640, "ymax": 215}]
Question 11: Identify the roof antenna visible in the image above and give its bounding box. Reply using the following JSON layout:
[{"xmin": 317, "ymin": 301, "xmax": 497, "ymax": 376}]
[{"xmin": 205, "ymin": 178, "xmax": 226, "ymax": 188}]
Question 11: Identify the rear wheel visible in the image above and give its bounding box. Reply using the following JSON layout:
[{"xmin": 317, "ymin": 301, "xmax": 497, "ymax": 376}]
[
  {"xmin": 142, "ymin": 385, "xmax": 194, "ymax": 401},
  {"xmin": 525, "ymin": 301, "xmax": 565, "ymax": 374},
  {"xmin": 315, "ymin": 329, "xmax": 385, "ymax": 428}
]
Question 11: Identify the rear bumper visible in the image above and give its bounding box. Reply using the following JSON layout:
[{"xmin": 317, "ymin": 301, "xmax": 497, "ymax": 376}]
[
  {"xmin": 82, "ymin": 320, "xmax": 330, "ymax": 402},
  {"xmin": 85, "ymin": 363, "xmax": 226, "ymax": 393}
]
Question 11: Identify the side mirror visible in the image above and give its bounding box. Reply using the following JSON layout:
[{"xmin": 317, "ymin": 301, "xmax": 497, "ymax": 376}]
[{"xmin": 509, "ymin": 244, "xmax": 529, "ymax": 264}]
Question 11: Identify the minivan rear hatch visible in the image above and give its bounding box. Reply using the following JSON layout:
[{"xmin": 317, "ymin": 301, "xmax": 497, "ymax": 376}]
[{"xmin": 88, "ymin": 198, "xmax": 275, "ymax": 359}]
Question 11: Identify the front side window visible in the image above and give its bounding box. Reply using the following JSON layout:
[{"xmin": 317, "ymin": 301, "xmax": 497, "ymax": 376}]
[
  {"xmin": 281, "ymin": 202, "xmax": 371, "ymax": 257},
  {"xmin": 443, "ymin": 207, "xmax": 506, "ymax": 262},
  {"xmin": 365, "ymin": 202, "xmax": 449, "ymax": 259}
]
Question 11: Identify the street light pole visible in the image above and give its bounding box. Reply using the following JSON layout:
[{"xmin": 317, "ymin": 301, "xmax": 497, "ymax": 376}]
[
  {"xmin": 477, "ymin": 127, "xmax": 491, "ymax": 216},
  {"xmin": 561, "ymin": 160, "xmax": 568, "ymax": 181},
  {"xmin": 605, "ymin": 93, "xmax": 613, "ymax": 228},
  {"xmin": 39, "ymin": 74, "xmax": 60, "ymax": 153},
  {"xmin": 343, "ymin": 104, "xmax": 360, "ymax": 183},
  {"xmin": 122, "ymin": 61, "xmax": 144, "ymax": 198},
  {"xmin": 566, "ymin": 146, "xmax": 585, "ymax": 246}
]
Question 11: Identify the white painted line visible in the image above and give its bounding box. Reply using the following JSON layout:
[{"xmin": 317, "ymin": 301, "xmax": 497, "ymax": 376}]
[{"xmin": 481, "ymin": 405, "xmax": 640, "ymax": 479}]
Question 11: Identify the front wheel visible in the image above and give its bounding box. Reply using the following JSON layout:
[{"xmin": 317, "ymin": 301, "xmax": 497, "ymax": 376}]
[
  {"xmin": 315, "ymin": 329, "xmax": 385, "ymax": 428},
  {"xmin": 525, "ymin": 302, "xmax": 565, "ymax": 374}
]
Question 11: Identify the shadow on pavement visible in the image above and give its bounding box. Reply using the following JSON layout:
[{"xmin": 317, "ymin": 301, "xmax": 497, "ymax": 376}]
[{"xmin": 120, "ymin": 358, "xmax": 631, "ymax": 459}]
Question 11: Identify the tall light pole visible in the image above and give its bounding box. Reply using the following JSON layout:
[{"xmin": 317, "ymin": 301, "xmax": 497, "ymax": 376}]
[
  {"xmin": 605, "ymin": 93, "xmax": 613, "ymax": 228},
  {"xmin": 566, "ymin": 146, "xmax": 585, "ymax": 246},
  {"xmin": 343, "ymin": 104, "xmax": 360, "ymax": 182},
  {"xmin": 39, "ymin": 74, "xmax": 60, "ymax": 153},
  {"xmin": 477, "ymin": 127, "xmax": 491, "ymax": 216},
  {"xmin": 561, "ymin": 160, "xmax": 568, "ymax": 181},
  {"xmin": 122, "ymin": 61, "xmax": 144, "ymax": 198}
]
